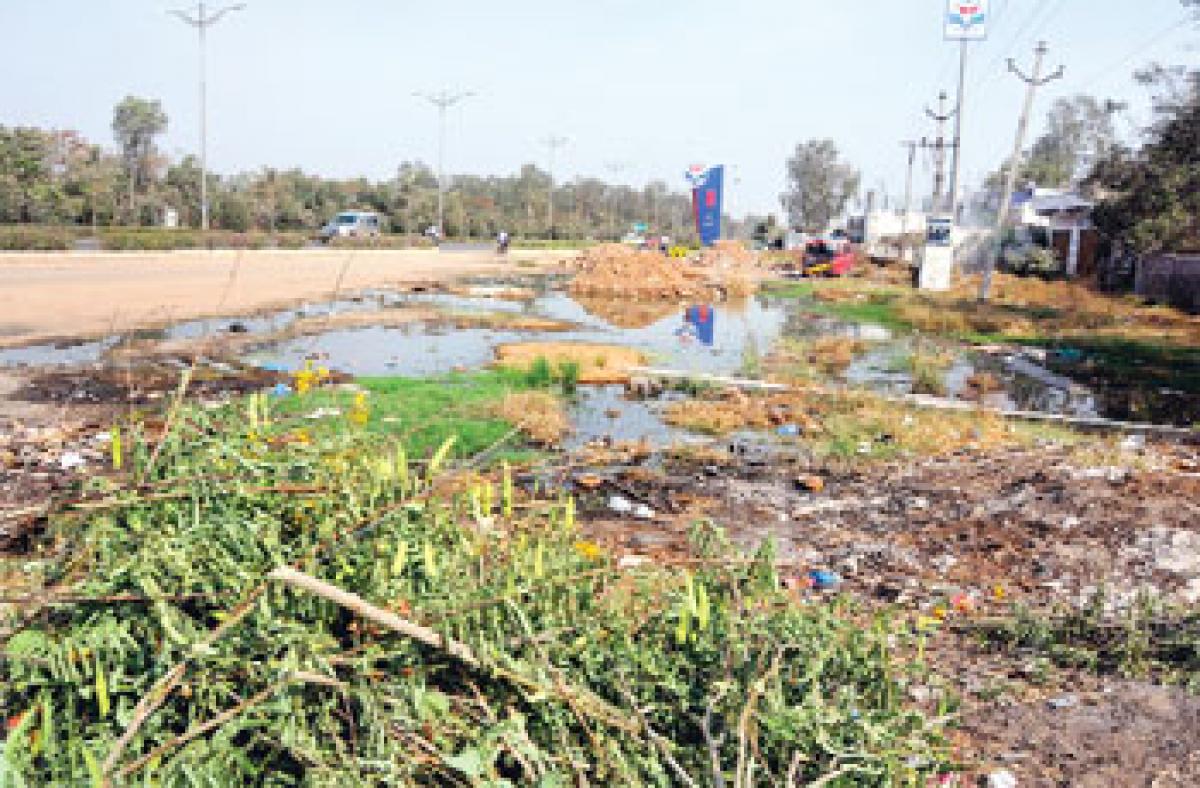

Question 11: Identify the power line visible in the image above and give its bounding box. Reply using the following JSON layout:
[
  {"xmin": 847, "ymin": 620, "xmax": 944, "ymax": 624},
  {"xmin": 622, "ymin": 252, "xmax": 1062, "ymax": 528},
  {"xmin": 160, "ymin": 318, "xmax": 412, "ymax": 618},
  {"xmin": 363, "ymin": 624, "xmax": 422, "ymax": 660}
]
[
  {"xmin": 1074, "ymin": 12, "xmax": 1194, "ymax": 91},
  {"xmin": 974, "ymin": 0, "xmax": 1064, "ymax": 94}
]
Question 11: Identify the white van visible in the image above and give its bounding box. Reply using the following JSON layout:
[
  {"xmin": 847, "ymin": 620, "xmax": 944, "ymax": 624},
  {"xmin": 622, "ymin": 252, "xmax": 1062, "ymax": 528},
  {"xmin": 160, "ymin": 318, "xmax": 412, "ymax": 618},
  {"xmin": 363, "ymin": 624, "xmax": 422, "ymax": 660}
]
[{"xmin": 320, "ymin": 211, "xmax": 382, "ymax": 241}]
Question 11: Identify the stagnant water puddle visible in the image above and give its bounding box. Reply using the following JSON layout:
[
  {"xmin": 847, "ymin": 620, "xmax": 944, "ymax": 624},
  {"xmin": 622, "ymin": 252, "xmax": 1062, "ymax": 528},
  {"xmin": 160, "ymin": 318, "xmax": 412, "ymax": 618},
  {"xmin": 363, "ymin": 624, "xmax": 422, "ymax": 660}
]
[{"xmin": 2, "ymin": 275, "xmax": 1185, "ymax": 431}]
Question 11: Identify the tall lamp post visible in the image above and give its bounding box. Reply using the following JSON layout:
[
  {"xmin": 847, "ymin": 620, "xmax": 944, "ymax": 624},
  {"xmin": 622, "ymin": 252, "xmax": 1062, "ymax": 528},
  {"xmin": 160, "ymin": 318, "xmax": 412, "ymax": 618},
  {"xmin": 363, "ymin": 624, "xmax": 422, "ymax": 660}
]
[
  {"xmin": 541, "ymin": 135, "xmax": 569, "ymax": 239},
  {"xmin": 605, "ymin": 161, "xmax": 629, "ymax": 240},
  {"xmin": 413, "ymin": 90, "xmax": 475, "ymax": 238},
  {"xmin": 169, "ymin": 2, "xmax": 246, "ymax": 231}
]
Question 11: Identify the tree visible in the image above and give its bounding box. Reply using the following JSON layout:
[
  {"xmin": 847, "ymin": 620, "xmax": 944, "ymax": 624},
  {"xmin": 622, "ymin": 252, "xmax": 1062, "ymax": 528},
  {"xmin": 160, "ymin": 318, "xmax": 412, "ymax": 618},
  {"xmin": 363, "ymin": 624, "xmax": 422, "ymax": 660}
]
[
  {"xmin": 1089, "ymin": 7, "xmax": 1199, "ymax": 254},
  {"xmin": 1024, "ymin": 95, "xmax": 1119, "ymax": 187},
  {"xmin": 1090, "ymin": 70, "xmax": 1199, "ymax": 253},
  {"xmin": 111, "ymin": 96, "xmax": 167, "ymax": 217},
  {"xmin": 780, "ymin": 139, "xmax": 860, "ymax": 233}
]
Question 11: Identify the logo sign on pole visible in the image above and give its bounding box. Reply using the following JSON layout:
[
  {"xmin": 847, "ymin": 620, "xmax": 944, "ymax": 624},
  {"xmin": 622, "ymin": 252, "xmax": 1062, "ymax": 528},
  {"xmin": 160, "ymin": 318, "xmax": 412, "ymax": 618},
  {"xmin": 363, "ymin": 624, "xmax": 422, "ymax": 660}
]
[
  {"xmin": 689, "ymin": 166, "xmax": 724, "ymax": 247},
  {"xmin": 685, "ymin": 164, "xmax": 708, "ymax": 190},
  {"xmin": 944, "ymin": 0, "xmax": 988, "ymax": 40}
]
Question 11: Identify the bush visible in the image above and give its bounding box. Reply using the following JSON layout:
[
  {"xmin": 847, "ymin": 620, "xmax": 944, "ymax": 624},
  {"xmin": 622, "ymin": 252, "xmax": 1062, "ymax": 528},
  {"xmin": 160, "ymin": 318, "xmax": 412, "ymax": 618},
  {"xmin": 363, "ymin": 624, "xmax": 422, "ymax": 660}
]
[{"xmin": 0, "ymin": 225, "xmax": 77, "ymax": 251}]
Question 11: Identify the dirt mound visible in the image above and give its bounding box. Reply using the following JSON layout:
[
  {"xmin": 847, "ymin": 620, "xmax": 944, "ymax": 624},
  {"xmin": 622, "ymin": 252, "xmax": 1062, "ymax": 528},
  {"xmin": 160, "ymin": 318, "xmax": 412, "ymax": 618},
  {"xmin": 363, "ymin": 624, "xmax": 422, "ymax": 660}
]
[
  {"xmin": 570, "ymin": 244, "xmax": 711, "ymax": 300},
  {"xmin": 570, "ymin": 243, "xmax": 764, "ymax": 301},
  {"xmin": 697, "ymin": 239, "xmax": 757, "ymax": 267}
]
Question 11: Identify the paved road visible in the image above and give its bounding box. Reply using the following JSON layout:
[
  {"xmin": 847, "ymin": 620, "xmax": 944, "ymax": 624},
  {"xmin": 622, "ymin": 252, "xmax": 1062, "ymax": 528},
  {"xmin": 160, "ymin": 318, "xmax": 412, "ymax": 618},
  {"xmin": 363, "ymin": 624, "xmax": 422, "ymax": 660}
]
[{"xmin": 0, "ymin": 248, "xmax": 571, "ymax": 347}]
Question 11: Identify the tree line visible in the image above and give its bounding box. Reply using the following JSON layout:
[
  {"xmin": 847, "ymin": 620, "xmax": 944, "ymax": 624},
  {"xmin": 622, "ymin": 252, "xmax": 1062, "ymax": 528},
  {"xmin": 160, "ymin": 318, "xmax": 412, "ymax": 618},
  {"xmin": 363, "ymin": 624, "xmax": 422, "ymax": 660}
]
[{"xmin": 0, "ymin": 97, "xmax": 701, "ymax": 242}]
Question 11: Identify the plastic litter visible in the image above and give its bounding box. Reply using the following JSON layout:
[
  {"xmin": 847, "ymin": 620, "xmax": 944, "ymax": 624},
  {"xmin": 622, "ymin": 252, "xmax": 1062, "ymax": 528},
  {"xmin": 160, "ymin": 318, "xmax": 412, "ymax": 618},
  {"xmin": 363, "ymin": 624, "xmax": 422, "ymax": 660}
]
[
  {"xmin": 58, "ymin": 451, "xmax": 86, "ymax": 470},
  {"xmin": 987, "ymin": 769, "xmax": 1018, "ymax": 788},
  {"xmin": 808, "ymin": 570, "xmax": 841, "ymax": 590},
  {"xmin": 1046, "ymin": 694, "xmax": 1078, "ymax": 710},
  {"xmin": 776, "ymin": 423, "xmax": 800, "ymax": 437},
  {"xmin": 633, "ymin": 504, "xmax": 655, "ymax": 520},
  {"xmin": 607, "ymin": 495, "xmax": 633, "ymax": 515},
  {"xmin": 271, "ymin": 383, "xmax": 293, "ymax": 397}
]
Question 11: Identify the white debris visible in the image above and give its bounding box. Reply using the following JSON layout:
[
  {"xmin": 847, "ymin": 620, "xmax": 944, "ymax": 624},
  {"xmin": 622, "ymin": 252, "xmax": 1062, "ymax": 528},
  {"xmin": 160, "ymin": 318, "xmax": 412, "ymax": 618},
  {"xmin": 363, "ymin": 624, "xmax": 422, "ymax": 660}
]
[{"xmin": 58, "ymin": 451, "xmax": 86, "ymax": 470}]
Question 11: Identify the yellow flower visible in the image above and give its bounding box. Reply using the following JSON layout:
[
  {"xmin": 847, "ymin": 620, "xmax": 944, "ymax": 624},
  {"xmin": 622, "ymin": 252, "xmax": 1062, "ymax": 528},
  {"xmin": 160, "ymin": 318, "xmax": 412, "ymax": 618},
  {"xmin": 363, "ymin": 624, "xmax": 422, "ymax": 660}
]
[
  {"xmin": 993, "ymin": 584, "xmax": 1006, "ymax": 601},
  {"xmin": 932, "ymin": 605, "xmax": 948, "ymax": 620},
  {"xmin": 916, "ymin": 615, "xmax": 941, "ymax": 631},
  {"xmin": 574, "ymin": 541, "xmax": 603, "ymax": 561},
  {"xmin": 348, "ymin": 391, "xmax": 370, "ymax": 427}
]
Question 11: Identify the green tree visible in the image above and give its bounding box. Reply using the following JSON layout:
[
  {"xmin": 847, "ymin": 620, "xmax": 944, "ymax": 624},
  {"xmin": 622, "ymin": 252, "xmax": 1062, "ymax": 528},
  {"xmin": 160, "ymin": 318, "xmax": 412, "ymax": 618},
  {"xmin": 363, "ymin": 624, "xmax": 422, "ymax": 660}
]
[
  {"xmin": 111, "ymin": 96, "xmax": 168, "ymax": 219},
  {"xmin": 1024, "ymin": 95, "xmax": 1119, "ymax": 187},
  {"xmin": 780, "ymin": 139, "xmax": 860, "ymax": 232},
  {"xmin": 1091, "ymin": 68, "xmax": 1199, "ymax": 253}
]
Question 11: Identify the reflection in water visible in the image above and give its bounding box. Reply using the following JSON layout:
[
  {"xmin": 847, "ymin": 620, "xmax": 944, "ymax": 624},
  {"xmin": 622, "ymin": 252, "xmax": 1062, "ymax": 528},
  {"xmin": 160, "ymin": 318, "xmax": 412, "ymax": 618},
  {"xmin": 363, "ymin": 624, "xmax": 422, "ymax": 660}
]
[{"xmin": 678, "ymin": 305, "xmax": 716, "ymax": 347}]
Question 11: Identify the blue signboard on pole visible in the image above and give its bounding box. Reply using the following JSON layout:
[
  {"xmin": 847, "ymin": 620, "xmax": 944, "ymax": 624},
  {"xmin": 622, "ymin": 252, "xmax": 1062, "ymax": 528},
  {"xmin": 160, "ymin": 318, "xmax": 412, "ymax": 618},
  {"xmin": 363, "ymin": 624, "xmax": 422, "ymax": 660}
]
[{"xmin": 690, "ymin": 165, "xmax": 724, "ymax": 247}]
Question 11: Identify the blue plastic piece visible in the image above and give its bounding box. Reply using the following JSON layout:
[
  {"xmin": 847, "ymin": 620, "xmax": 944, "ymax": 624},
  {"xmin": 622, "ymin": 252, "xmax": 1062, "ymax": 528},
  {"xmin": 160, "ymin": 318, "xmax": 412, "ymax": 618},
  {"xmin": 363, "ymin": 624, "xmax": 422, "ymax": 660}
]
[{"xmin": 808, "ymin": 570, "xmax": 841, "ymax": 590}]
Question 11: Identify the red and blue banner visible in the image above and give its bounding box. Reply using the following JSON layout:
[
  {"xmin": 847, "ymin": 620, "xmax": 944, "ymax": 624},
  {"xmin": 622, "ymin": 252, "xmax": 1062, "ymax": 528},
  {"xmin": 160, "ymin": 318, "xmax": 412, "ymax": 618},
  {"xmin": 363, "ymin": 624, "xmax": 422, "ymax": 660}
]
[{"xmin": 690, "ymin": 165, "xmax": 724, "ymax": 247}]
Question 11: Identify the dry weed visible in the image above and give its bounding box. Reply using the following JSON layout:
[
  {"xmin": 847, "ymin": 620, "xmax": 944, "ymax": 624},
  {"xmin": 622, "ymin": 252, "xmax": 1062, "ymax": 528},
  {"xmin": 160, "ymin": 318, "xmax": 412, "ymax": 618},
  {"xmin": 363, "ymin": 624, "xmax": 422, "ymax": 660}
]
[
  {"xmin": 493, "ymin": 390, "xmax": 568, "ymax": 445},
  {"xmin": 493, "ymin": 342, "xmax": 645, "ymax": 384}
]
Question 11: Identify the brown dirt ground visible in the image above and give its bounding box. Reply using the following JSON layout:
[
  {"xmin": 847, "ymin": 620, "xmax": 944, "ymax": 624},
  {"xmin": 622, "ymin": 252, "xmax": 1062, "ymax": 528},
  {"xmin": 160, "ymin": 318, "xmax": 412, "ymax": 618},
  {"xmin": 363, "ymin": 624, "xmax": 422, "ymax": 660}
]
[{"xmin": 0, "ymin": 248, "xmax": 572, "ymax": 348}]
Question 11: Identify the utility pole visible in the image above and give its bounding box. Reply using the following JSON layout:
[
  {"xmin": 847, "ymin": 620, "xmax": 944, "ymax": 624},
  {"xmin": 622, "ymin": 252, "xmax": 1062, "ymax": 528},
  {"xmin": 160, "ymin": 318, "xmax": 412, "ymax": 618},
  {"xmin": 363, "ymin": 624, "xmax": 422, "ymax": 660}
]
[
  {"xmin": 413, "ymin": 90, "xmax": 475, "ymax": 238},
  {"xmin": 170, "ymin": 2, "xmax": 246, "ymax": 231},
  {"xmin": 541, "ymin": 135, "xmax": 569, "ymax": 239},
  {"xmin": 899, "ymin": 140, "xmax": 917, "ymax": 260},
  {"xmin": 981, "ymin": 41, "xmax": 1064, "ymax": 300},
  {"xmin": 924, "ymin": 91, "xmax": 956, "ymax": 214},
  {"xmin": 948, "ymin": 40, "xmax": 968, "ymax": 223}
]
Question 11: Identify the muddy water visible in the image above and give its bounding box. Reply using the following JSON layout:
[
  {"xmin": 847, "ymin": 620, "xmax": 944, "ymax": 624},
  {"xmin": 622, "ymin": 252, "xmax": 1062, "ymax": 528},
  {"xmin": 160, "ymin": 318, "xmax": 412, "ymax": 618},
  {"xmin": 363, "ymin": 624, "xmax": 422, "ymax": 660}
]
[{"xmin": 2, "ymin": 276, "xmax": 1180, "ymax": 431}]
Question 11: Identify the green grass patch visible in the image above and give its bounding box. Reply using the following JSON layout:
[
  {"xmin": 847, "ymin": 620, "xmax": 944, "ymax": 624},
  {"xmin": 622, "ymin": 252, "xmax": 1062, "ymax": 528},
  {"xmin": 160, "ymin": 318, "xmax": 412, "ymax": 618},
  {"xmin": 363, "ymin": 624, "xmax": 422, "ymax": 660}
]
[
  {"xmin": 761, "ymin": 280, "xmax": 912, "ymax": 330},
  {"xmin": 280, "ymin": 369, "xmax": 542, "ymax": 460}
]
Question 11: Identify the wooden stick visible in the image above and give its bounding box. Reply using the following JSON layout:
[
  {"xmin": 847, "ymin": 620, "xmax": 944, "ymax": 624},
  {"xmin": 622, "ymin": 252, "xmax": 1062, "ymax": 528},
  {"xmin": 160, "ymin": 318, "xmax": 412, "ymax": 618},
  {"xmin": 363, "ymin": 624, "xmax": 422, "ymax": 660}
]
[
  {"xmin": 267, "ymin": 565, "xmax": 479, "ymax": 667},
  {"xmin": 268, "ymin": 565, "xmax": 638, "ymax": 735}
]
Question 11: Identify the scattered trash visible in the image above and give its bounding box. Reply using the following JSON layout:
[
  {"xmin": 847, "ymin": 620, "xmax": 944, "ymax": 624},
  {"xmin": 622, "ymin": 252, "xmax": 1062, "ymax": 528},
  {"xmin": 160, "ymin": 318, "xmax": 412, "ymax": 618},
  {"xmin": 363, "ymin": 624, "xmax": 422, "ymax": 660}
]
[
  {"xmin": 304, "ymin": 407, "xmax": 343, "ymax": 419},
  {"xmin": 271, "ymin": 383, "xmax": 292, "ymax": 397},
  {"xmin": 607, "ymin": 495, "xmax": 633, "ymax": 515},
  {"xmin": 57, "ymin": 451, "xmax": 85, "ymax": 470},
  {"xmin": 632, "ymin": 504, "xmax": 655, "ymax": 520},
  {"xmin": 808, "ymin": 570, "xmax": 841, "ymax": 590},
  {"xmin": 777, "ymin": 423, "xmax": 800, "ymax": 437},
  {"xmin": 986, "ymin": 769, "xmax": 1018, "ymax": 788},
  {"xmin": 1047, "ymin": 694, "xmax": 1078, "ymax": 710},
  {"xmin": 794, "ymin": 475, "xmax": 825, "ymax": 493},
  {"xmin": 617, "ymin": 554, "xmax": 652, "ymax": 569},
  {"xmin": 1120, "ymin": 433, "xmax": 1146, "ymax": 452}
]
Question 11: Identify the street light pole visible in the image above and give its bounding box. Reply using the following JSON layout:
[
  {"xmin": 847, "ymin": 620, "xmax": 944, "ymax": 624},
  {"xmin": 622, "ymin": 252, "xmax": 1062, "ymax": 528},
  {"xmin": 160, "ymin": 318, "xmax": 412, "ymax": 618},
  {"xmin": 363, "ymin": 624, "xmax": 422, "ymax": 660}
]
[
  {"xmin": 414, "ymin": 90, "xmax": 475, "ymax": 238},
  {"xmin": 541, "ymin": 135, "xmax": 569, "ymax": 239},
  {"xmin": 170, "ymin": 2, "xmax": 246, "ymax": 231},
  {"xmin": 605, "ymin": 161, "xmax": 629, "ymax": 240}
]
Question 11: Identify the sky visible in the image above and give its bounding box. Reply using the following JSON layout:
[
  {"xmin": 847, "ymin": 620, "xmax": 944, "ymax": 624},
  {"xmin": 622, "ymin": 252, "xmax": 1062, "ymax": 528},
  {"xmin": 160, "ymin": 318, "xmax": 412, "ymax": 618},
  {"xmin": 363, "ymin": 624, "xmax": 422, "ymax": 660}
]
[{"xmin": 1, "ymin": 0, "xmax": 1195, "ymax": 217}]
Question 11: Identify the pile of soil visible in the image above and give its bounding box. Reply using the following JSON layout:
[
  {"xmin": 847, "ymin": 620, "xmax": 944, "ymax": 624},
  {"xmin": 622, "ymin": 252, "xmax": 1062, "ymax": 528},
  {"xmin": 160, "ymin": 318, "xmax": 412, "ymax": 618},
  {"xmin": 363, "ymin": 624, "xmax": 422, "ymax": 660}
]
[
  {"xmin": 570, "ymin": 244, "xmax": 713, "ymax": 300},
  {"xmin": 697, "ymin": 239, "xmax": 758, "ymax": 267}
]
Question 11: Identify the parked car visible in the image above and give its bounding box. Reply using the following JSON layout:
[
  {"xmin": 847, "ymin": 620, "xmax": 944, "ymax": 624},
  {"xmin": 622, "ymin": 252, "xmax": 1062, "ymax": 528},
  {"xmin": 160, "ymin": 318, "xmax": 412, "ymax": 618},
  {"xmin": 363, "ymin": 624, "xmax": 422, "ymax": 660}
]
[{"xmin": 319, "ymin": 211, "xmax": 382, "ymax": 241}]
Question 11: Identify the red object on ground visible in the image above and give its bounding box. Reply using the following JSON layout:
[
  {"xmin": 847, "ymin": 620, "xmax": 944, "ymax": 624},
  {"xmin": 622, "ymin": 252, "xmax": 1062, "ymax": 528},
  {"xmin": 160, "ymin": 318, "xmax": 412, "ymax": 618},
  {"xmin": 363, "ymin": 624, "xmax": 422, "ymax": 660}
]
[{"xmin": 828, "ymin": 250, "xmax": 855, "ymax": 276}]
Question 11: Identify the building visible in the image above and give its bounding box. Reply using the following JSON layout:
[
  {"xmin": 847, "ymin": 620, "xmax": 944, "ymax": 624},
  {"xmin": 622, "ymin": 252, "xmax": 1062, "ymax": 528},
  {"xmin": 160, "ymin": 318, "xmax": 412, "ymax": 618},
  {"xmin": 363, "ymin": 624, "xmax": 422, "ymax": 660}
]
[{"xmin": 1010, "ymin": 187, "xmax": 1097, "ymax": 278}]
